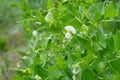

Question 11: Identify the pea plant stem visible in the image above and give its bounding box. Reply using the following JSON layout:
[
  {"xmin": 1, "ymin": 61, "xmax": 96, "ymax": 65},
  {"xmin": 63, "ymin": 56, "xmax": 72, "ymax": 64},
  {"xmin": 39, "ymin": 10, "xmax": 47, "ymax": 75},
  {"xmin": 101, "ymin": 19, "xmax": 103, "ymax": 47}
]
[{"xmin": 101, "ymin": 19, "xmax": 120, "ymax": 22}]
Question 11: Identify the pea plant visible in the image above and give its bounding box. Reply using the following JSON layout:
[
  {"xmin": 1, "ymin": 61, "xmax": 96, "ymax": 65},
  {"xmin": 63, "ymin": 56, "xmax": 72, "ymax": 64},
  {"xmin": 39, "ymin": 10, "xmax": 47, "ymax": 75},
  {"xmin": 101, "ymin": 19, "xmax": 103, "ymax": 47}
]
[{"xmin": 12, "ymin": 0, "xmax": 120, "ymax": 80}]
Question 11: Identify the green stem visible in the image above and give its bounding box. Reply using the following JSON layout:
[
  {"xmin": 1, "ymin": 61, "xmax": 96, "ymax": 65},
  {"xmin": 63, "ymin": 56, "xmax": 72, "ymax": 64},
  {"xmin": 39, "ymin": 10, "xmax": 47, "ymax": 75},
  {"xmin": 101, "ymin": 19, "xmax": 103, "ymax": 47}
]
[{"xmin": 101, "ymin": 19, "xmax": 120, "ymax": 22}]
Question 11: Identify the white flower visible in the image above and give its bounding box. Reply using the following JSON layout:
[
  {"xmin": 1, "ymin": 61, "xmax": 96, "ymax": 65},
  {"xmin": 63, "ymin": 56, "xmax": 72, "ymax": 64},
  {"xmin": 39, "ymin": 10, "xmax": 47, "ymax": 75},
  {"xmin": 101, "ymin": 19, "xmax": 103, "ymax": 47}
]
[
  {"xmin": 65, "ymin": 26, "xmax": 76, "ymax": 34},
  {"xmin": 32, "ymin": 30, "xmax": 38, "ymax": 37},
  {"xmin": 45, "ymin": 12, "xmax": 53, "ymax": 22},
  {"xmin": 16, "ymin": 63, "xmax": 20, "ymax": 68},
  {"xmin": 35, "ymin": 21, "xmax": 42, "ymax": 25},
  {"xmin": 65, "ymin": 32, "xmax": 72, "ymax": 39},
  {"xmin": 72, "ymin": 67, "xmax": 80, "ymax": 75},
  {"xmin": 22, "ymin": 56, "xmax": 28, "ymax": 59},
  {"xmin": 34, "ymin": 75, "xmax": 42, "ymax": 80},
  {"xmin": 72, "ymin": 63, "xmax": 81, "ymax": 75}
]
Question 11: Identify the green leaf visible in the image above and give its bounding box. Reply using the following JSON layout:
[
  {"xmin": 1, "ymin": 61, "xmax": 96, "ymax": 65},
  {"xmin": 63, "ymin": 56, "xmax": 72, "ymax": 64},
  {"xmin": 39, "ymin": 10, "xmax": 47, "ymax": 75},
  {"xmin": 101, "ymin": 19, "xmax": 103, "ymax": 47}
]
[
  {"xmin": 57, "ymin": 1, "xmax": 64, "ymax": 10},
  {"xmin": 89, "ymin": 3, "xmax": 103, "ymax": 21},
  {"xmin": 40, "ymin": 52, "xmax": 47, "ymax": 65},
  {"xmin": 75, "ymin": 34, "xmax": 90, "ymax": 49},
  {"xmin": 115, "ymin": 31, "xmax": 120, "ymax": 49},
  {"xmin": 104, "ymin": 2, "xmax": 117, "ymax": 19},
  {"xmin": 36, "ymin": 10, "xmax": 44, "ymax": 21},
  {"xmin": 107, "ymin": 33, "xmax": 114, "ymax": 51},
  {"xmin": 59, "ymin": 76, "xmax": 69, "ymax": 80},
  {"xmin": 47, "ymin": 0, "xmax": 54, "ymax": 9},
  {"xmin": 86, "ymin": 0, "xmax": 94, "ymax": 3},
  {"xmin": 63, "ymin": 67, "xmax": 73, "ymax": 79},
  {"xmin": 98, "ymin": 27, "xmax": 107, "ymax": 50},
  {"xmin": 48, "ymin": 65, "xmax": 63, "ymax": 80},
  {"xmin": 110, "ymin": 59, "xmax": 120, "ymax": 73},
  {"xmin": 21, "ymin": 59, "xmax": 30, "ymax": 66},
  {"xmin": 56, "ymin": 55, "xmax": 67, "ymax": 69},
  {"xmin": 75, "ymin": 34, "xmax": 95, "ymax": 53},
  {"xmin": 34, "ymin": 52, "xmax": 40, "ymax": 65},
  {"xmin": 46, "ymin": 35, "xmax": 52, "ymax": 50},
  {"xmin": 17, "ymin": 50, "xmax": 28, "ymax": 56},
  {"xmin": 34, "ymin": 65, "xmax": 48, "ymax": 80},
  {"xmin": 81, "ymin": 68, "xmax": 98, "ymax": 80},
  {"xmin": 111, "ymin": 74, "xmax": 120, "ymax": 80},
  {"xmin": 12, "ymin": 75, "xmax": 23, "ymax": 80}
]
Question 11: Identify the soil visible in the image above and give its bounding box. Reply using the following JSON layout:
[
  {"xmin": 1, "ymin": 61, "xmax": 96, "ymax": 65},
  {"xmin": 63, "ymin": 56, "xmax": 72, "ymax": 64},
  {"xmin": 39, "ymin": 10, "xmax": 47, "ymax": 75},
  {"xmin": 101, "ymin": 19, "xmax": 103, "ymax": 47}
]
[{"xmin": 0, "ymin": 26, "xmax": 27, "ymax": 80}]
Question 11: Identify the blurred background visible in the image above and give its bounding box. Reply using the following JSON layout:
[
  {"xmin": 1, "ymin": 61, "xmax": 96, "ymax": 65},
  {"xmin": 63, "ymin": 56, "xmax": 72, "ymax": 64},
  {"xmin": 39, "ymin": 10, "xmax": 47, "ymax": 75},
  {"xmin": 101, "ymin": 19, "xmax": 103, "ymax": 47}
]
[
  {"xmin": 0, "ymin": 0, "xmax": 47, "ymax": 79},
  {"xmin": 0, "ymin": 0, "xmax": 25, "ymax": 80}
]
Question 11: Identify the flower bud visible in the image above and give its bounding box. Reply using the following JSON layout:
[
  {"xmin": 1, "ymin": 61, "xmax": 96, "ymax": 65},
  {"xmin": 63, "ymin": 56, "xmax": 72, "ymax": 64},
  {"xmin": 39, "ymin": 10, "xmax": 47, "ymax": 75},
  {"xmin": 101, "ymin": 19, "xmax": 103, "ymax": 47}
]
[
  {"xmin": 65, "ymin": 26, "xmax": 76, "ymax": 34},
  {"xmin": 32, "ymin": 30, "xmax": 38, "ymax": 37},
  {"xmin": 34, "ymin": 75, "xmax": 42, "ymax": 80},
  {"xmin": 45, "ymin": 12, "xmax": 54, "ymax": 22},
  {"xmin": 72, "ymin": 63, "xmax": 81, "ymax": 75},
  {"xmin": 65, "ymin": 32, "xmax": 72, "ymax": 39}
]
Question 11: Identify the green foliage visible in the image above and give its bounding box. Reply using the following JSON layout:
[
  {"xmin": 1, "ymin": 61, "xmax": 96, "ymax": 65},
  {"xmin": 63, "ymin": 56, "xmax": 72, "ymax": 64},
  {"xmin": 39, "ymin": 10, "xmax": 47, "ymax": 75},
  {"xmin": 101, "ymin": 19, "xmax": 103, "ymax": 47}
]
[
  {"xmin": 104, "ymin": 2, "xmax": 117, "ymax": 19},
  {"xmin": 13, "ymin": 0, "xmax": 120, "ymax": 80},
  {"xmin": 0, "ymin": 36, "xmax": 8, "ymax": 51}
]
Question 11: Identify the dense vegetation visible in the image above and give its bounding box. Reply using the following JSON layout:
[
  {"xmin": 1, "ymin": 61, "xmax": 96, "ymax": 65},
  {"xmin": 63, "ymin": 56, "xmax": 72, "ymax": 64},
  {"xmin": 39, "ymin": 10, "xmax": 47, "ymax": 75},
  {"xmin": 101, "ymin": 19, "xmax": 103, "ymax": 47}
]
[{"xmin": 1, "ymin": 0, "xmax": 120, "ymax": 80}]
